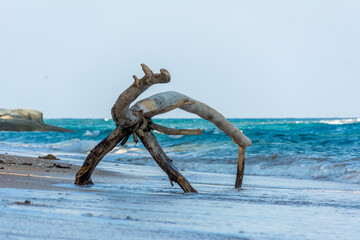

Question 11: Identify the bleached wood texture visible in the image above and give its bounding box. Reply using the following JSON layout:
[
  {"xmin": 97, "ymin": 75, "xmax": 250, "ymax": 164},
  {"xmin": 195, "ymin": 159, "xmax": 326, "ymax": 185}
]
[{"xmin": 131, "ymin": 91, "xmax": 251, "ymax": 148}]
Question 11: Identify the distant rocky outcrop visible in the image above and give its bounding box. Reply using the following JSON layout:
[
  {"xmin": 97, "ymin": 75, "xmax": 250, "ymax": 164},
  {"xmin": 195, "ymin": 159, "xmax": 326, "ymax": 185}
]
[{"xmin": 0, "ymin": 108, "xmax": 74, "ymax": 132}]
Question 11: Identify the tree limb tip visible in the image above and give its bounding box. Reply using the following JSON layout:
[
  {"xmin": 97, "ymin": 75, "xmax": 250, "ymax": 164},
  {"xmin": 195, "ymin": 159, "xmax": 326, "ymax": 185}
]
[{"xmin": 150, "ymin": 122, "xmax": 202, "ymax": 135}]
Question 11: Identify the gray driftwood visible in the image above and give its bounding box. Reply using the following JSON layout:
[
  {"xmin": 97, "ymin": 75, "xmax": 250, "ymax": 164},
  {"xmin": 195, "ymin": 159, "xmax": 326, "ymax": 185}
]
[{"xmin": 75, "ymin": 64, "xmax": 251, "ymax": 192}]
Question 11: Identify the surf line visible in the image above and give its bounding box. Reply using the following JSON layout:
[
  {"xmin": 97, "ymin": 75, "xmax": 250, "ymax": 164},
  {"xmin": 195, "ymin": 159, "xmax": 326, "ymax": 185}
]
[{"xmin": 0, "ymin": 171, "xmax": 72, "ymax": 180}]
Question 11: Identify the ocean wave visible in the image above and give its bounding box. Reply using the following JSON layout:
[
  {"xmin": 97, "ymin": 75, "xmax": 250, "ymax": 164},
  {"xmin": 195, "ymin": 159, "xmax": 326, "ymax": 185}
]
[
  {"xmin": 245, "ymin": 161, "xmax": 360, "ymax": 184},
  {"xmin": 111, "ymin": 146, "xmax": 148, "ymax": 157},
  {"xmin": 83, "ymin": 130, "xmax": 101, "ymax": 137},
  {"xmin": 319, "ymin": 118, "xmax": 360, "ymax": 125},
  {"xmin": 104, "ymin": 152, "xmax": 360, "ymax": 184},
  {"xmin": 1, "ymin": 117, "xmax": 359, "ymax": 185},
  {"xmin": 51, "ymin": 139, "xmax": 98, "ymax": 153},
  {"xmin": 294, "ymin": 121, "xmax": 312, "ymax": 124}
]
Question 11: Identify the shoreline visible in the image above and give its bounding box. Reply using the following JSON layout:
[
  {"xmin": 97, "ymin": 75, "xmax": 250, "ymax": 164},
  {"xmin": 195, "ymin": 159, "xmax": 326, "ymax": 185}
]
[
  {"xmin": 1, "ymin": 153, "xmax": 359, "ymax": 239},
  {"xmin": 0, "ymin": 153, "xmax": 139, "ymax": 191}
]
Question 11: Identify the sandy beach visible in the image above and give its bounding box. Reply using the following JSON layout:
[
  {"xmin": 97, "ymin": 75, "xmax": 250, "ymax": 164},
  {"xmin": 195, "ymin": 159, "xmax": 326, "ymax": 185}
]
[
  {"xmin": 1, "ymin": 153, "xmax": 359, "ymax": 240},
  {"xmin": 0, "ymin": 154, "xmax": 128, "ymax": 191},
  {"xmin": 2, "ymin": 0, "xmax": 360, "ymax": 238}
]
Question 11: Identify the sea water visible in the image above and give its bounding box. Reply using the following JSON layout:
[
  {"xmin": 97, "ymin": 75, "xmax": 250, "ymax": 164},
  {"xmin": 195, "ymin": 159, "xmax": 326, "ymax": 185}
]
[
  {"xmin": 1, "ymin": 118, "xmax": 360, "ymax": 240},
  {"xmin": 0, "ymin": 118, "xmax": 359, "ymax": 184}
]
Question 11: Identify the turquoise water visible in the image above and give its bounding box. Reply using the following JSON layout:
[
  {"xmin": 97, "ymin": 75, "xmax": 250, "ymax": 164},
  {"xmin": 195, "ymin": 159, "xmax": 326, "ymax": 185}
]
[{"xmin": 0, "ymin": 118, "xmax": 359, "ymax": 184}]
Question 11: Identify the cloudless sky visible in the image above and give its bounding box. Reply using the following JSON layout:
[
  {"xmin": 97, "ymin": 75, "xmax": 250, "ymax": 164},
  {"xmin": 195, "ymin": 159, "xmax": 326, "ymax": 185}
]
[{"xmin": 1, "ymin": 0, "xmax": 359, "ymax": 118}]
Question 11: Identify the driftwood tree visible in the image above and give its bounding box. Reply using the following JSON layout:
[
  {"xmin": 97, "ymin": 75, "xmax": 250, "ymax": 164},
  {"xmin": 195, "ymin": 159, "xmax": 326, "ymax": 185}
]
[{"xmin": 75, "ymin": 64, "xmax": 251, "ymax": 192}]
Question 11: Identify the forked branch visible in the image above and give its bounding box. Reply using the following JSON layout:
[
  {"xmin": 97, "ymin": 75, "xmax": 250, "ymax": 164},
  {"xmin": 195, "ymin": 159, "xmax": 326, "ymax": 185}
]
[
  {"xmin": 111, "ymin": 64, "xmax": 171, "ymax": 126},
  {"xmin": 75, "ymin": 64, "xmax": 251, "ymax": 191}
]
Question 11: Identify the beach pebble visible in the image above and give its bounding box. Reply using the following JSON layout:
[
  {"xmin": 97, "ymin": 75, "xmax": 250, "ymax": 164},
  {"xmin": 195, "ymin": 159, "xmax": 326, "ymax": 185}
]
[
  {"xmin": 21, "ymin": 162, "xmax": 32, "ymax": 166},
  {"xmin": 38, "ymin": 154, "xmax": 59, "ymax": 160}
]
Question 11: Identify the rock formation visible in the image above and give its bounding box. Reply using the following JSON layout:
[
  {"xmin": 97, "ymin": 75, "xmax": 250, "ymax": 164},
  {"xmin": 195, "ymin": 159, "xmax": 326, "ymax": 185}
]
[{"xmin": 0, "ymin": 108, "xmax": 73, "ymax": 132}]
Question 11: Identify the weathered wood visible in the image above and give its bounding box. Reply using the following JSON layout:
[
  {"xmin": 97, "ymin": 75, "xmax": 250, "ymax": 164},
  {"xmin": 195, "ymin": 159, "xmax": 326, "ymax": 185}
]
[
  {"xmin": 235, "ymin": 147, "xmax": 246, "ymax": 188},
  {"xmin": 143, "ymin": 98, "xmax": 194, "ymax": 118},
  {"xmin": 111, "ymin": 64, "xmax": 170, "ymax": 127},
  {"xmin": 132, "ymin": 91, "xmax": 251, "ymax": 188},
  {"xmin": 149, "ymin": 122, "xmax": 202, "ymax": 135},
  {"xmin": 75, "ymin": 64, "xmax": 251, "ymax": 192},
  {"xmin": 137, "ymin": 129, "xmax": 197, "ymax": 193},
  {"xmin": 120, "ymin": 134, "xmax": 131, "ymax": 146},
  {"xmin": 131, "ymin": 91, "xmax": 251, "ymax": 148},
  {"xmin": 75, "ymin": 127, "xmax": 126, "ymax": 185}
]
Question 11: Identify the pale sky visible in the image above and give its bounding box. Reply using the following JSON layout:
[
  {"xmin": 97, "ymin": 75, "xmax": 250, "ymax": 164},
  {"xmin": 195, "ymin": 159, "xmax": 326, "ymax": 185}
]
[{"xmin": 1, "ymin": 0, "xmax": 359, "ymax": 118}]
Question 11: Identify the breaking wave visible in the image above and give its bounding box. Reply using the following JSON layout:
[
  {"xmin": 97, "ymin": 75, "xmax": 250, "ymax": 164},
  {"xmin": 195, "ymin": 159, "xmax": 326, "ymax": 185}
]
[
  {"xmin": 1, "ymin": 118, "xmax": 359, "ymax": 184},
  {"xmin": 51, "ymin": 139, "xmax": 98, "ymax": 153},
  {"xmin": 83, "ymin": 130, "xmax": 101, "ymax": 137},
  {"xmin": 319, "ymin": 118, "xmax": 360, "ymax": 125}
]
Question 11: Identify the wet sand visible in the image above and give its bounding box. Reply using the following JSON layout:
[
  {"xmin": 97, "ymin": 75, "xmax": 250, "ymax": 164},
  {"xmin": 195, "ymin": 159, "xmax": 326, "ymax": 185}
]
[
  {"xmin": 1, "ymin": 154, "xmax": 360, "ymax": 240},
  {"xmin": 0, "ymin": 154, "xmax": 129, "ymax": 191}
]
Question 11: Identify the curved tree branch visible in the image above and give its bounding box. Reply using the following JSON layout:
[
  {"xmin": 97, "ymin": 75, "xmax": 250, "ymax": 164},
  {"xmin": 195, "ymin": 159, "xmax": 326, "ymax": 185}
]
[
  {"xmin": 131, "ymin": 91, "xmax": 251, "ymax": 188},
  {"xmin": 149, "ymin": 122, "xmax": 202, "ymax": 135},
  {"xmin": 143, "ymin": 98, "xmax": 194, "ymax": 118},
  {"xmin": 131, "ymin": 91, "xmax": 251, "ymax": 148}
]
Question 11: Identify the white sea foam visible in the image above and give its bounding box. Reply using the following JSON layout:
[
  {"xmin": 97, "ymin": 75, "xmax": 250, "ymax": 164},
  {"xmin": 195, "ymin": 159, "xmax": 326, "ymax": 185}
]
[
  {"xmin": 168, "ymin": 135, "xmax": 184, "ymax": 139},
  {"xmin": 294, "ymin": 120, "xmax": 311, "ymax": 124},
  {"xmin": 112, "ymin": 146, "xmax": 147, "ymax": 157},
  {"xmin": 84, "ymin": 130, "xmax": 100, "ymax": 137},
  {"xmin": 319, "ymin": 118, "xmax": 360, "ymax": 125},
  {"xmin": 153, "ymin": 130, "xmax": 164, "ymax": 134}
]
